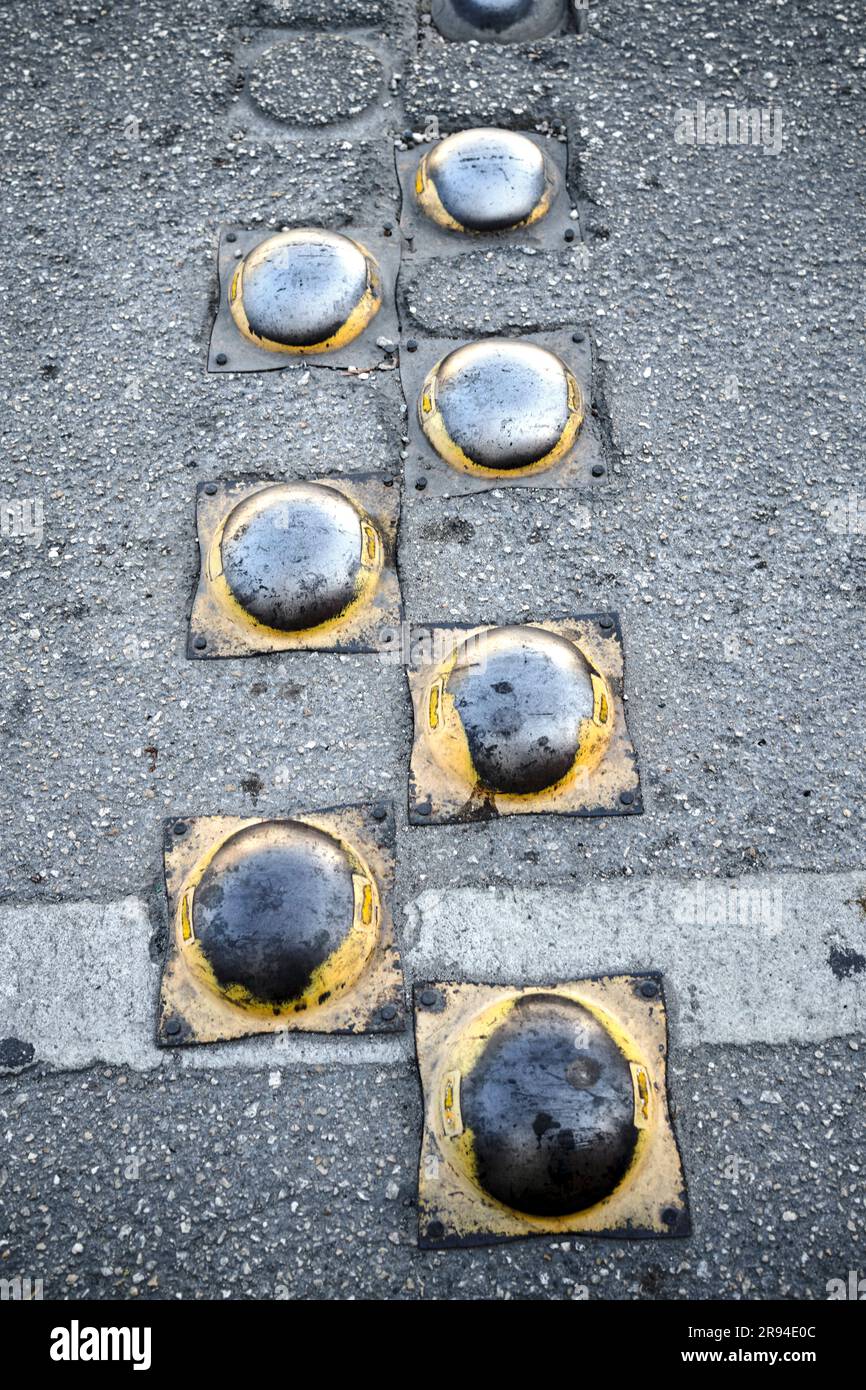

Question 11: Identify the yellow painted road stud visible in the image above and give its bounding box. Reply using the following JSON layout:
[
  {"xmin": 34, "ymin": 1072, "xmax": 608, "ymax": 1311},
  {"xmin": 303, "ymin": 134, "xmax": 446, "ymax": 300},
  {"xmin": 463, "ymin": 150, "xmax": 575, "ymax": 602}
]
[
  {"xmin": 415, "ymin": 128, "xmax": 558, "ymax": 234},
  {"xmin": 407, "ymin": 617, "xmax": 641, "ymax": 823},
  {"xmin": 414, "ymin": 977, "xmax": 690, "ymax": 1248},
  {"xmin": 229, "ymin": 229, "xmax": 382, "ymax": 354},
  {"xmin": 188, "ymin": 476, "xmax": 402, "ymax": 657},
  {"xmin": 157, "ymin": 806, "xmax": 404, "ymax": 1045},
  {"xmin": 418, "ymin": 339, "xmax": 583, "ymax": 478}
]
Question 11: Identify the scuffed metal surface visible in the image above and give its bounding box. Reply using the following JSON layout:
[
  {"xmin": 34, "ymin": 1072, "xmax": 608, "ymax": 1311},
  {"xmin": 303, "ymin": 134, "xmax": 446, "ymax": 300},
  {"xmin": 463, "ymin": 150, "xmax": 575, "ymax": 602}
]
[
  {"xmin": 414, "ymin": 976, "xmax": 690, "ymax": 1249},
  {"xmin": 188, "ymin": 474, "xmax": 402, "ymax": 657},
  {"xmin": 157, "ymin": 804, "xmax": 405, "ymax": 1046},
  {"xmin": 407, "ymin": 615, "xmax": 642, "ymax": 823}
]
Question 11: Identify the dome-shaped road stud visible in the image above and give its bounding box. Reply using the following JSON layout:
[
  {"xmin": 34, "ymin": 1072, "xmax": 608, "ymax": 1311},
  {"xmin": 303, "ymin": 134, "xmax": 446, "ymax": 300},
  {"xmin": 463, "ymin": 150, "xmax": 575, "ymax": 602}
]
[
  {"xmin": 414, "ymin": 977, "xmax": 690, "ymax": 1248},
  {"xmin": 187, "ymin": 476, "xmax": 402, "ymax": 657},
  {"xmin": 407, "ymin": 617, "xmax": 641, "ymax": 823},
  {"xmin": 208, "ymin": 225, "xmax": 400, "ymax": 372},
  {"xmin": 431, "ymin": 0, "xmax": 572, "ymax": 44},
  {"xmin": 157, "ymin": 806, "xmax": 404, "ymax": 1045},
  {"xmin": 419, "ymin": 339, "xmax": 583, "ymax": 477},
  {"xmin": 416, "ymin": 128, "xmax": 557, "ymax": 234},
  {"xmin": 395, "ymin": 129, "xmax": 573, "ymax": 258},
  {"xmin": 398, "ymin": 329, "xmax": 604, "ymax": 497},
  {"xmin": 230, "ymin": 230, "xmax": 379, "ymax": 353}
]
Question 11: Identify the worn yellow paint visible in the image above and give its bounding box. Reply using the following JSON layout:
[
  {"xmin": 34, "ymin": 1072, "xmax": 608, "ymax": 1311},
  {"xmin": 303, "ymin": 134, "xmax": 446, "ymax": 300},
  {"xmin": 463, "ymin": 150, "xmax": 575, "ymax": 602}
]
[
  {"xmin": 229, "ymin": 232, "xmax": 381, "ymax": 355},
  {"xmin": 631, "ymin": 1062, "xmax": 651, "ymax": 1128},
  {"xmin": 441, "ymin": 1069, "xmax": 464, "ymax": 1137},
  {"xmin": 417, "ymin": 358, "xmax": 583, "ymax": 478},
  {"xmin": 428, "ymin": 679, "xmax": 442, "ymax": 731},
  {"xmin": 180, "ymin": 895, "xmax": 192, "ymax": 943}
]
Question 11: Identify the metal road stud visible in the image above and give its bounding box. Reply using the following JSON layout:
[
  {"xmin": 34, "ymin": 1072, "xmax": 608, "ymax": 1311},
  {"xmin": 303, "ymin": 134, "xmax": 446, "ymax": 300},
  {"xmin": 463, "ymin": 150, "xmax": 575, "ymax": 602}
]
[
  {"xmin": 415, "ymin": 128, "xmax": 557, "ymax": 234},
  {"xmin": 431, "ymin": 0, "xmax": 570, "ymax": 43},
  {"xmin": 418, "ymin": 339, "xmax": 583, "ymax": 477},
  {"xmin": 407, "ymin": 618, "xmax": 641, "ymax": 822},
  {"xmin": 229, "ymin": 228, "xmax": 382, "ymax": 354},
  {"xmin": 187, "ymin": 477, "xmax": 402, "ymax": 657},
  {"xmin": 414, "ymin": 977, "xmax": 690, "ymax": 1248},
  {"xmin": 157, "ymin": 807, "xmax": 404, "ymax": 1045}
]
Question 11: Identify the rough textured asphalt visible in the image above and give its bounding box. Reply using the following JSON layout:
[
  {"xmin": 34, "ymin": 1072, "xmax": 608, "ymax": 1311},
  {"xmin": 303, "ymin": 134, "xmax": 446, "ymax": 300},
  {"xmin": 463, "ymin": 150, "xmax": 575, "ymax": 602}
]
[
  {"xmin": 2, "ymin": 1039, "xmax": 864, "ymax": 1300},
  {"xmin": 0, "ymin": 0, "xmax": 864, "ymax": 1299}
]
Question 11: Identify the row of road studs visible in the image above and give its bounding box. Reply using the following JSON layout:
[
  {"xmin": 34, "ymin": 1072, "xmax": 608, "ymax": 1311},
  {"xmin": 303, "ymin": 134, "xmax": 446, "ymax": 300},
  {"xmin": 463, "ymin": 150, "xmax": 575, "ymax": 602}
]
[{"xmin": 156, "ymin": 21, "xmax": 690, "ymax": 1249}]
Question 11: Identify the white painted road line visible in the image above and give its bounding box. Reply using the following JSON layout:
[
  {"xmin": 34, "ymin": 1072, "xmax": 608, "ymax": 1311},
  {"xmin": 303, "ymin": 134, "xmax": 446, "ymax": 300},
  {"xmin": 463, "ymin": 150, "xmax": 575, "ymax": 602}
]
[
  {"xmin": 0, "ymin": 873, "xmax": 863, "ymax": 1069},
  {"xmin": 403, "ymin": 874, "xmax": 866, "ymax": 1046}
]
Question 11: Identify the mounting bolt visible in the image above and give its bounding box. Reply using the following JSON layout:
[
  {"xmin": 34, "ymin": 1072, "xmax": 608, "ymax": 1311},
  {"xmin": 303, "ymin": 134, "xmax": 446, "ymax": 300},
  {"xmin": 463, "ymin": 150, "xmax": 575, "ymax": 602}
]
[
  {"xmin": 415, "ymin": 477, "xmax": 428, "ymax": 491},
  {"xmin": 591, "ymin": 464, "xmax": 605, "ymax": 478},
  {"xmin": 204, "ymin": 482, "xmax": 218, "ymax": 495},
  {"xmin": 193, "ymin": 636, "xmax": 207, "ymax": 651},
  {"xmin": 372, "ymin": 803, "xmax": 388, "ymax": 822},
  {"xmin": 173, "ymin": 822, "xmax": 187, "ymax": 836},
  {"xmin": 598, "ymin": 616, "xmax": 614, "ymax": 631},
  {"xmin": 383, "ymin": 222, "xmax": 393, "ymax": 236},
  {"xmin": 419, "ymin": 988, "xmax": 439, "ymax": 1008},
  {"xmin": 620, "ymin": 790, "xmax": 635, "ymax": 806},
  {"xmin": 215, "ymin": 352, "xmax": 228, "ymax": 366},
  {"xmin": 564, "ymin": 228, "xmax": 575, "ymax": 242},
  {"xmin": 406, "ymin": 339, "xmax": 418, "ymax": 352},
  {"xmin": 164, "ymin": 1017, "xmax": 181, "ymax": 1036},
  {"xmin": 426, "ymin": 1220, "xmax": 445, "ymax": 1240},
  {"xmin": 225, "ymin": 231, "xmax": 237, "ymax": 243},
  {"xmin": 572, "ymin": 330, "xmax": 585, "ymax": 343},
  {"xmin": 638, "ymin": 979, "xmax": 659, "ymax": 999},
  {"xmin": 379, "ymin": 1003, "xmax": 397, "ymax": 1022}
]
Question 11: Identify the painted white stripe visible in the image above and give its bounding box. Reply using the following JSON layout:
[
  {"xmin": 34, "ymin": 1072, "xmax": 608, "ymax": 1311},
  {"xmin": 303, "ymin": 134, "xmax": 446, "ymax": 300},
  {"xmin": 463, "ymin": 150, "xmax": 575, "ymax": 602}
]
[
  {"xmin": 1, "ymin": 873, "xmax": 863, "ymax": 1069},
  {"xmin": 0, "ymin": 897, "xmax": 403, "ymax": 1071},
  {"xmin": 403, "ymin": 874, "xmax": 866, "ymax": 1046}
]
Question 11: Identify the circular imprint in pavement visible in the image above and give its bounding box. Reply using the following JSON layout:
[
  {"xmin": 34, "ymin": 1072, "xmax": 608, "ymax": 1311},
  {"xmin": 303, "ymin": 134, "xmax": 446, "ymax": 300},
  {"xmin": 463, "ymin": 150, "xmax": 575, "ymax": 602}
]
[
  {"xmin": 247, "ymin": 36, "xmax": 384, "ymax": 127},
  {"xmin": 458, "ymin": 994, "xmax": 639, "ymax": 1216},
  {"xmin": 417, "ymin": 128, "xmax": 556, "ymax": 234},
  {"xmin": 219, "ymin": 483, "xmax": 371, "ymax": 634},
  {"xmin": 190, "ymin": 821, "xmax": 374, "ymax": 1012}
]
